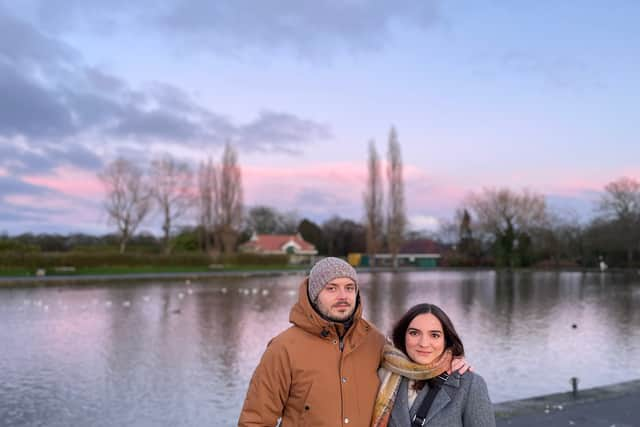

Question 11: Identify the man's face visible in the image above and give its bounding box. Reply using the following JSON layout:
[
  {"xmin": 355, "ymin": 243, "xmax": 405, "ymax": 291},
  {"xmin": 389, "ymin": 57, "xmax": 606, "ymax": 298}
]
[{"xmin": 315, "ymin": 277, "xmax": 357, "ymax": 322}]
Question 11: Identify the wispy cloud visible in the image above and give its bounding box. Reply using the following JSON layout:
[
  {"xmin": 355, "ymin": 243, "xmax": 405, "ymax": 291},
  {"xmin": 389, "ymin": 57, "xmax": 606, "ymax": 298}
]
[
  {"xmin": 471, "ymin": 48, "xmax": 605, "ymax": 92},
  {"xmin": 501, "ymin": 50, "xmax": 604, "ymax": 90},
  {"xmin": 18, "ymin": 0, "xmax": 443, "ymax": 58}
]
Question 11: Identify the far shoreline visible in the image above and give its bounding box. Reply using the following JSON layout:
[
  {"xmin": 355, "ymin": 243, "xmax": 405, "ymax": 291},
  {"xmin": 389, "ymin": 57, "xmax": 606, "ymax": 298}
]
[{"xmin": 0, "ymin": 266, "xmax": 636, "ymax": 287}]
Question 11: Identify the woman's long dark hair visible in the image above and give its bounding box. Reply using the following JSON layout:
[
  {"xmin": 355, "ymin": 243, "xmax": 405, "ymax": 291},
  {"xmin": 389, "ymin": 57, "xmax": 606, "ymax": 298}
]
[{"xmin": 391, "ymin": 303, "xmax": 465, "ymax": 358}]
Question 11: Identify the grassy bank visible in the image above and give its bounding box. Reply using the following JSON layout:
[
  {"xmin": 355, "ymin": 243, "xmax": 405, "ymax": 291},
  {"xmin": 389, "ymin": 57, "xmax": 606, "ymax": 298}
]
[
  {"xmin": 0, "ymin": 264, "xmax": 304, "ymax": 277},
  {"xmin": 0, "ymin": 252, "xmax": 296, "ymax": 278}
]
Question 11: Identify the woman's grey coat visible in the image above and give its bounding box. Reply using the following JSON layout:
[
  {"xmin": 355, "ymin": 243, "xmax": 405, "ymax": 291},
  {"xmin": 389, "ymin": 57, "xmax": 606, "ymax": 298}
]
[{"xmin": 388, "ymin": 371, "xmax": 495, "ymax": 427}]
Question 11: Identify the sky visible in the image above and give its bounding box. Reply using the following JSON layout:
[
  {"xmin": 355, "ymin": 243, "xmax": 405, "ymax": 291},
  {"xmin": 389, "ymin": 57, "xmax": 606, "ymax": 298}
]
[{"xmin": 1, "ymin": 0, "xmax": 639, "ymax": 235}]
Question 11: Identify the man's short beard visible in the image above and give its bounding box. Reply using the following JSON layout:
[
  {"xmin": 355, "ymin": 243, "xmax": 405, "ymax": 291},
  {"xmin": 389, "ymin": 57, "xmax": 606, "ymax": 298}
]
[{"xmin": 315, "ymin": 302, "xmax": 355, "ymax": 323}]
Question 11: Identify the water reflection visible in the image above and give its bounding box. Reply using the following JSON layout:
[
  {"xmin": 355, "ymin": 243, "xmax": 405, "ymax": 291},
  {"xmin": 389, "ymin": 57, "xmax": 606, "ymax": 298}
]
[{"xmin": 0, "ymin": 271, "xmax": 639, "ymax": 426}]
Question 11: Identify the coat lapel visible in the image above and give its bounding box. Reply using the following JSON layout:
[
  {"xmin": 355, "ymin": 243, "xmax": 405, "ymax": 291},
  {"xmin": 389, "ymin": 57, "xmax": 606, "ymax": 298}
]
[
  {"xmin": 390, "ymin": 378, "xmax": 412, "ymax": 427},
  {"xmin": 425, "ymin": 373, "xmax": 460, "ymax": 423}
]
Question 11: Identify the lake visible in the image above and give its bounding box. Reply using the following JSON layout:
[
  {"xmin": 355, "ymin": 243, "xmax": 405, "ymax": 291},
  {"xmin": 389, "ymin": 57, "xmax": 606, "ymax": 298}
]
[{"xmin": 1, "ymin": 270, "xmax": 639, "ymax": 426}]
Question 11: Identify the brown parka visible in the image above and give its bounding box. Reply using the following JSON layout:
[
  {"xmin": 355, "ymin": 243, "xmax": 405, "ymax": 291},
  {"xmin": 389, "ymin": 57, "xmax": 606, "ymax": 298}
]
[{"xmin": 238, "ymin": 278, "xmax": 385, "ymax": 427}]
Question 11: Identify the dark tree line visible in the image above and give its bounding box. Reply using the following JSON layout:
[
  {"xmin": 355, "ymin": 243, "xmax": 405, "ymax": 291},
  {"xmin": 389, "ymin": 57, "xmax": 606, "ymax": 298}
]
[
  {"xmin": 0, "ymin": 208, "xmax": 367, "ymax": 257},
  {"xmin": 444, "ymin": 177, "xmax": 640, "ymax": 268}
]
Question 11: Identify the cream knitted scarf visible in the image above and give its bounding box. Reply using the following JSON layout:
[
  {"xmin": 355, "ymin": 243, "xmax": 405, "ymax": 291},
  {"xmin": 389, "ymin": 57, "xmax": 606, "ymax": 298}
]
[{"xmin": 371, "ymin": 343, "xmax": 453, "ymax": 427}]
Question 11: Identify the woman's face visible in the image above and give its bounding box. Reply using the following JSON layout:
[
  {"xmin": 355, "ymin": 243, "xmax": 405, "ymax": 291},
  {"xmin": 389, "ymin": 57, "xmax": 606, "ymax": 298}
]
[{"xmin": 405, "ymin": 313, "xmax": 445, "ymax": 365}]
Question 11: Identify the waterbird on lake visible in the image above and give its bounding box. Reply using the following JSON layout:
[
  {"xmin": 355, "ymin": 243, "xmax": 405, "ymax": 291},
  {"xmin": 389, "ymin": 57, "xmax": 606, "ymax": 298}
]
[
  {"xmin": 220, "ymin": 288, "xmax": 227, "ymax": 294},
  {"xmin": 123, "ymin": 301, "xmax": 131, "ymax": 307},
  {"xmin": 187, "ymin": 288, "xmax": 193, "ymax": 295},
  {"xmin": 178, "ymin": 292, "xmax": 185, "ymax": 299}
]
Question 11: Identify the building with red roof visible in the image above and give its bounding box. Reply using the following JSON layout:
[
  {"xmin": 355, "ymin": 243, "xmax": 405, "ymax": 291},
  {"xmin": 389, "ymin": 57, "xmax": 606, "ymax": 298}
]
[{"xmin": 239, "ymin": 233, "xmax": 318, "ymax": 259}]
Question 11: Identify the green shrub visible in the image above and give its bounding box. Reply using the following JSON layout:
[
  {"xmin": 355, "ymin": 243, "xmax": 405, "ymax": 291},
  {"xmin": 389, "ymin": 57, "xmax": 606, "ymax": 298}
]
[
  {"xmin": 216, "ymin": 253, "xmax": 290, "ymax": 266},
  {"xmin": 0, "ymin": 239, "xmax": 40, "ymax": 253}
]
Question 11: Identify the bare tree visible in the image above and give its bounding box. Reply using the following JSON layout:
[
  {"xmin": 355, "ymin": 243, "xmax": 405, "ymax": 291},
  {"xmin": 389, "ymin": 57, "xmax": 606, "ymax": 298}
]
[
  {"xmin": 278, "ymin": 210, "xmax": 301, "ymax": 234},
  {"xmin": 245, "ymin": 206, "xmax": 300, "ymax": 234},
  {"xmin": 364, "ymin": 140, "xmax": 384, "ymax": 268},
  {"xmin": 197, "ymin": 157, "xmax": 218, "ymax": 253},
  {"xmin": 386, "ymin": 127, "xmax": 406, "ymax": 270},
  {"xmin": 245, "ymin": 206, "xmax": 279, "ymax": 234},
  {"xmin": 598, "ymin": 176, "xmax": 640, "ymax": 266},
  {"xmin": 99, "ymin": 157, "xmax": 152, "ymax": 254},
  {"xmin": 217, "ymin": 142, "xmax": 243, "ymax": 254},
  {"xmin": 150, "ymin": 154, "xmax": 193, "ymax": 254},
  {"xmin": 466, "ymin": 188, "xmax": 546, "ymax": 267}
]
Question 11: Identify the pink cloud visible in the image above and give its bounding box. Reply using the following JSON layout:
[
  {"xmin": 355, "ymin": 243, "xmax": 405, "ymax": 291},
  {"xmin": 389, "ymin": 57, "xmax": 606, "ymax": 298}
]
[
  {"xmin": 242, "ymin": 161, "xmax": 366, "ymax": 205},
  {"xmin": 22, "ymin": 167, "xmax": 105, "ymax": 198},
  {"xmin": 404, "ymin": 168, "xmax": 468, "ymax": 213},
  {"xmin": 244, "ymin": 161, "xmax": 366, "ymax": 185},
  {"xmin": 545, "ymin": 168, "xmax": 640, "ymax": 196},
  {"xmin": 241, "ymin": 161, "xmax": 473, "ymax": 221},
  {"xmin": 242, "ymin": 161, "xmax": 490, "ymax": 214},
  {"xmin": 14, "ymin": 159, "xmax": 631, "ymax": 232},
  {"xmin": 457, "ymin": 165, "xmax": 640, "ymax": 198}
]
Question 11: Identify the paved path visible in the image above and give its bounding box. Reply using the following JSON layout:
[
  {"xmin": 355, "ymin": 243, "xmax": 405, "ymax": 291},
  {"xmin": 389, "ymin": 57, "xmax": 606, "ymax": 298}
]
[{"xmin": 495, "ymin": 380, "xmax": 640, "ymax": 427}]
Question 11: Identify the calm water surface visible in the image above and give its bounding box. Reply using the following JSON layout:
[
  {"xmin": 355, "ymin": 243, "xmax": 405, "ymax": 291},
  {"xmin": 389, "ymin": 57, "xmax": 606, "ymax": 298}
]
[{"xmin": 1, "ymin": 271, "xmax": 639, "ymax": 426}]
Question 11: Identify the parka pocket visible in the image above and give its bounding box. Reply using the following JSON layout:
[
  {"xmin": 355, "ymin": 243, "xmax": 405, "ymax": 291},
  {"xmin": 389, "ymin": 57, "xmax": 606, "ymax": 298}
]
[{"xmin": 298, "ymin": 383, "xmax": 314, "ymax": 427}]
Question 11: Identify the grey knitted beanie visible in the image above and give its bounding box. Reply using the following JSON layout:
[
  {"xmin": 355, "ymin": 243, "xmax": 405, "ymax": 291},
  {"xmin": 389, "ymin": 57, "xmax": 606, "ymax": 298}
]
[{"xmin": 308, "ymin": 257, "xmax": 358, "ymax": 303}]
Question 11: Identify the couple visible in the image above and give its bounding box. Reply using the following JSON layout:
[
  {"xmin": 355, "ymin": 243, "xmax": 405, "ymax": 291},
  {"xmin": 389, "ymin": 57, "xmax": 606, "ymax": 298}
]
[{"xmin": 238, "ymin": 257, "xmax": 495, "ymax": 427}]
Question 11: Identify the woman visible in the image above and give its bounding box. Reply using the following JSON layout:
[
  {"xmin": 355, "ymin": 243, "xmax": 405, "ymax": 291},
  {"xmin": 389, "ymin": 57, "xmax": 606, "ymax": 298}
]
[{"xmin": 371, "ymin": 304, "xmax": 495, "ymax": 427}]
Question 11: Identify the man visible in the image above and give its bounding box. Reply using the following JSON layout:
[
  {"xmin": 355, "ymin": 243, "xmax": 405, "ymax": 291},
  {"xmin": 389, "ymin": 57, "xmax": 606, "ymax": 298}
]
[
  {"xmin": 238, "ymin": 257, "xmax": 383, "ymax": 427},
  {"xmin": 238, "ymin": 257, "xmax": 468, "ymax": 426}
]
